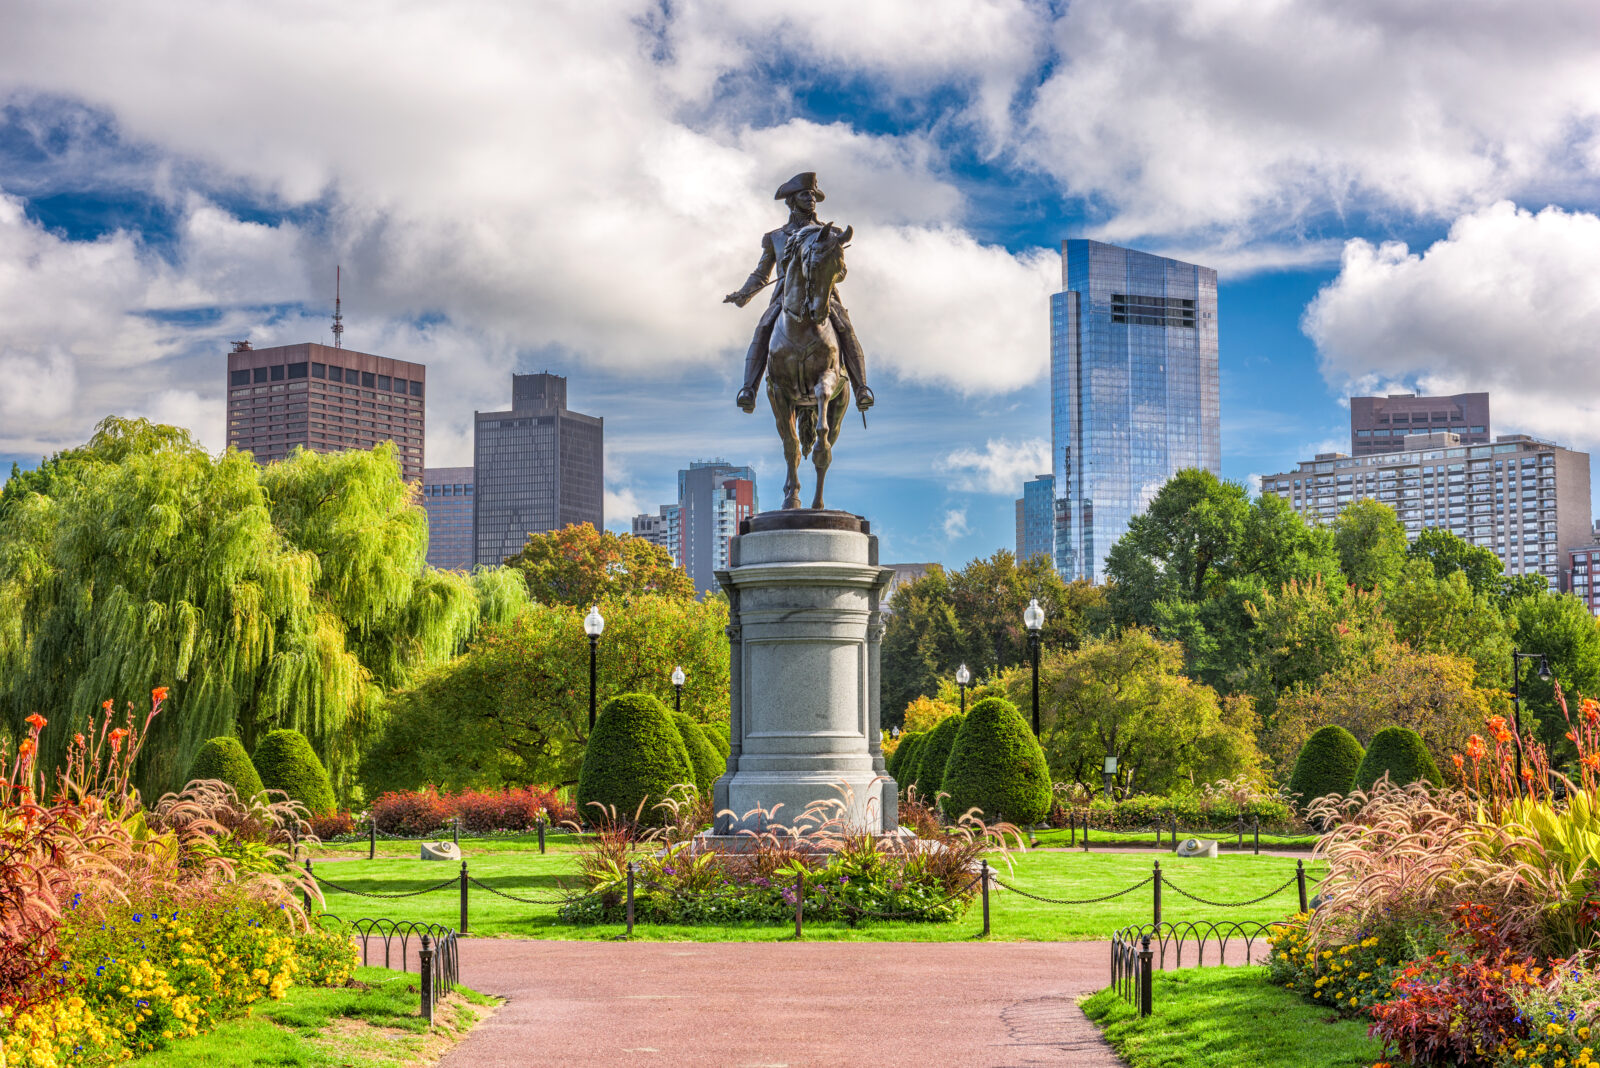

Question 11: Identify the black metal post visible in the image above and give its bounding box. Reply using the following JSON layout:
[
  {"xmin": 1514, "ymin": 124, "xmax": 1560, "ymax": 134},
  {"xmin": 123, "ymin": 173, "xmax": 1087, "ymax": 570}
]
[
  {"xmin": 419, "ymin": 935, "xmax": 435, "ymax": 1026},
  {"xmin": 959, "ymin": 682, "xmax": 966, "ymax": 715},
  {"xmin": 1028, "ymin": 633, "xmax": 1041, "ymax": 736},
  {"xmin": 980, "ymin": 859, "xmax": 991, "ymax": 937},
  {"xmin": 1296, "ymin": 859, "xmax": 1308, "ymax": 913},
  {"xmin": 1082, "ymin": 817, "xmax": 1090, "ymax": 851},
  {"xmin": 588, "ymin": 634, "xmax": 599, "ymax": 731},
  {"xmin": 674, "ymin": 683, "xmax": 682, "ymax": 715},
  {"xmin": 537, "ymin": 814, "xmax": 546, "ymax": 854},
  {"xmin": 1138, "ymin": 934, "xmax": 1153, "ymax": 1017},
  {"xmin": 1068, "ymin": 811, "xmax": 1076, "ymax": 847},
  {"xmin": 1152, "ymin": 859, "xmax": 1161, "ymax": 927},
  {"xmin": 626, "ymin": 861, "xmax": 635, "ymax": 935},
  {"xmin": 1253, "ymin": 815, "xmax": 1260, "ymax": 855},
  {"xmin": 793, "ymin": 870, "xmax": 804, "ymax": 939},
  {"xmin": 459, "ymin": 860, "xmax": 469, "ymax": 934},
  {"xmin": 369, "ymin": 817, "xmax": 377, "ymax": 861},
  {"xmin": 303, "ymin": 857, "xmax": 313, "ymax": 913},
  {"xmin": 1512, "ymin": 647, "xmax": 1525, "ymax": 789},
  {"xmin": 453, "ymin": 817, "xmax": 460, "ymax": 845}
]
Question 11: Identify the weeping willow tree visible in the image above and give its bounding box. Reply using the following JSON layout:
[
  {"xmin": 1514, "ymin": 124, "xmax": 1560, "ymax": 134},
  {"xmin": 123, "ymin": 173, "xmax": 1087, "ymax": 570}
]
[{"xmin": 0, "ymin": 417, "xmax": 528, "ymax": 797}]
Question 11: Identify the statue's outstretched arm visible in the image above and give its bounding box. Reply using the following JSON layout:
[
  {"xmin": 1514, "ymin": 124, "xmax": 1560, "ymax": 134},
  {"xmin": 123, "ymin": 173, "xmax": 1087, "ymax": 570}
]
[{"xmin": 724, "ymin": 234, "xmax": 777, "ymax": 307}]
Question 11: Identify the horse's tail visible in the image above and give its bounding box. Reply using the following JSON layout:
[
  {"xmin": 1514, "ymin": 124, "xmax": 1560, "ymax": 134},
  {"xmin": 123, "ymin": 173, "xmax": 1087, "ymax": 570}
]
[{"xmin": 799, "ymin": 407, "xmax": 817, "ymax": 459}]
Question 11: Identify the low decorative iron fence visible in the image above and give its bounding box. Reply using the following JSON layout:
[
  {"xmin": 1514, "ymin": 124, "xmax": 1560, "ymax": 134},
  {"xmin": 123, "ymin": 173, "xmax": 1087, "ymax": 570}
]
[
  {"xmin": 1057, "ymin": 812, "xmax": 1313, "ymax": 853},
  {"xmin": 1110, "ymin": 918, "xmax": 1298, "ymax": 1017},
  {"xmin": 317, "ymin": 914, "xmax": 460, "ymax": 1025}
]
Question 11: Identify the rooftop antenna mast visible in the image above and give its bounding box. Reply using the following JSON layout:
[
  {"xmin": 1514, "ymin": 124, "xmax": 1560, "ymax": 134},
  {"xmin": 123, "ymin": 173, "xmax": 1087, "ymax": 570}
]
[{"xmin": 332, "ymin": 265, "xmax": 345, "ymax": 349}]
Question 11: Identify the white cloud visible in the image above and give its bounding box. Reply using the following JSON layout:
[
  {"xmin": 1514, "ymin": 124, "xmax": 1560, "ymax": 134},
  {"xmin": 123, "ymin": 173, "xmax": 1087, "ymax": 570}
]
[
  {"xmin": 942, "ymin": 507, "xmax": 969, "ymax": 539},
  {"xmin": 1023, "ymin": 0, "xmax": 1600, "ymax": 243},
  {"xmin": 1304, "ymin": 201, "xmax": 1600, "ymax": 449},
  {"xmin": 936, "ymin": 437, "xmax": 1050, "ymax": 495}
]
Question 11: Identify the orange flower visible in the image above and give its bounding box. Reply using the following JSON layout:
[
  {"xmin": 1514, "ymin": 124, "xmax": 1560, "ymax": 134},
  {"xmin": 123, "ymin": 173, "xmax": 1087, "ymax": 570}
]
[
  {"xmin": 1452, "ymin": 753, "xmax": 1465, "ymax": 771},
  {"xmin": 17, "ymin": 738, "xmax": 36, "ymax": 760},
  {"xmin": 1487, "ymin": 715, "xmax": 1508, "ymax": 733},
  {"xmin": 1493, "ymin": 728, "xmax": 1513, "ymax": 745},
  {"xmin": 1585, "ymin": 699, "xmax": 1600, "ymax": 726},
  {"xmin": 1582, "ymin": 753, "xmax": 1600, "ymax": 772},
  {"xmin": 25, "ymin": 713, "xmax": 46, "ymax": 731},
  {"xmin": 1467, "ymin": 735, "xmax": 1487, "ymax": 761},
  {"xmin": 152, "ymin": 686, "xmax": 170, "ymax": 704},
  {"xmin": 108, "ymin": 727, "xmax": 130, "ymax": 753},
  {"xmin": 1568, "ymin": 731, "xmax": 1578, "ymax": 743},
  {"xmin": 73, "ymin": 732, "xmax": 85, "ymax": 747},
  {"xmin": 1520, "ymin": 766, "xmax": 1534, "ymax": 782},
  {"xmin": 101, "ymin": 699, "xmax": 113, "ymax": 712}
]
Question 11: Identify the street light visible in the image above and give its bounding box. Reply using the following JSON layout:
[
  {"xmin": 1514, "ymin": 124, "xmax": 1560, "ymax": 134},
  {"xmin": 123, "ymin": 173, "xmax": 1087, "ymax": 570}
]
[
  {"xmin": 1103, "ymin": 754, "xmax": 1119, "ymax": 800},
  {"xmin": 671, "ymin": 664, "xmax": 685, "ymax": 714},
  {"xmin": 1023, "ymin": 597, "xmax": 1045, "ymax": 736},
  {"xmin": 1511, "ymin": 648, "xmax": 1552, "ymax": 790},
  {"xmin": 583, "ymin": 605, "xmax": 605, "ymax": 730},
  {"xmin": 956, "ymin": 663, "xmax": 971, "ymax": 715}
]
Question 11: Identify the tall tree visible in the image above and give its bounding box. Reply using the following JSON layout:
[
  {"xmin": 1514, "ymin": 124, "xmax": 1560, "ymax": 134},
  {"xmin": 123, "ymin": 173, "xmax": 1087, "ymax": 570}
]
[
  {"xmin": 1104, "ymin": 469, "xmax": 1251, "ymax": 625},
  {"xmin": 0, "ymin": 419, "xmax": 526, "ymax": 796},
  {"xmin": 1406, "ymin": 528, "xmax": 1505, "ymax": 597},
  {"xmin": 504, "ymin": 522, "xmax": 694, "ymax": 607},
  {"xmin": 1239, "ymin": 574, "xmax": 1397, "ymax": 722},
  {"xmin": 1331, "ymin": 498, "xmax": 1409, "ymax": 592},
  {"xmin": 1386, "ymin": 558, "xmax": 1511, "ymax": 689},
  {"xmin": 1506, "ymin": 590, "xmax": 1600, "ymax": 759}
]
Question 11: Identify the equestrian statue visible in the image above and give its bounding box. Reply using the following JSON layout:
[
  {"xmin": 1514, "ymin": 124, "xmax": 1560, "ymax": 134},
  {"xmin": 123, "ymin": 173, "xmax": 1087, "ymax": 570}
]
[{"xmin": 724, "ymin": 172, "xmax": 872, "ymax": 511}]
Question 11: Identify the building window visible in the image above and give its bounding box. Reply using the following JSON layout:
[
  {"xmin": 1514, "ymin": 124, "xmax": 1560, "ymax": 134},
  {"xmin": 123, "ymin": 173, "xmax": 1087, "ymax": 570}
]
[
  {"xmin": 377, "ymin": 375, "xmax": 391, "ymax": 391},
  {"xmin": 253, "ymin": 367, "xmax": 269, "ymax": 383},
  {"xmin": 312, "ymin": 363, "xmax": 326, "ymax": 378},
  {"xmin": 230, "ymin": 369, "xmax": 250, "ymax": 386},
  {"xmin": 362, "ymin": 372, "xmax": 376, "ymax": 388},
  {"xmin": 410, "ymin": 380, "xmax": 423, "ymax": 396},
  {"xmin": 287, "ymin": 362, "xmax": 308, "ymax": 379},
  {"xmin": 269, "ymin": 364, "xmax": 284, "ymax": 381}
]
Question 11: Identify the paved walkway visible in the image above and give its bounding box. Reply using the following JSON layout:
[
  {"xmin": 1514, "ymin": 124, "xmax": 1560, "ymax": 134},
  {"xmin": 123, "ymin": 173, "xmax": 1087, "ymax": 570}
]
[{"xmin": 438, "ymin": 940, "xmax": 1141, "ymax": 1067}]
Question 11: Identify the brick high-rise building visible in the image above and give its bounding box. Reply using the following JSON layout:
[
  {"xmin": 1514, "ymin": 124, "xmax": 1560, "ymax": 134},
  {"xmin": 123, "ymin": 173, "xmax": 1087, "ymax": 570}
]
[
  {"xmin": 1350, "ymin": 392, "xmax": 1489, "ymax": 456},
  {"xmin": 472, "ymin": 373, "xmax": 603, "ymax": 567},
  {"xmin": 1260, "ymin": 432, "xmax": 1591, "ymax": 588},
  {"xmin": 421, "ymin": 466, "xmax": 474, "ymax": 570},
  {"xmin": 225, "ymin": 342, "xmax": 426, "ymax": 481}
]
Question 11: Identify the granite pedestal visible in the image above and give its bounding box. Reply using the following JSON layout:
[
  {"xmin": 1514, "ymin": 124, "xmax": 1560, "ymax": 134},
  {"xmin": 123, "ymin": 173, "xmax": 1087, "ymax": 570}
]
[{"xmin": 710, "ymin": 511, "xmax": 898, "ymax": 834}]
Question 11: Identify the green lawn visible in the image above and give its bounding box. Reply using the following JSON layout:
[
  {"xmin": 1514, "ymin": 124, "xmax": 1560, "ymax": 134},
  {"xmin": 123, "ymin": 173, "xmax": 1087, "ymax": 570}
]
[
  {"xmin": 310, "ymin": 849, "xmax": 1323, "ymax": 942},
  {"xmin": 1030, "ymin": 827, "xmax": 1318, "ymax": 850},
  {"xmin": 1081, "ymin": 966, "xmax": 1384, "ymax": 1068},
  {"xmin": 129, "ymin": 966, "xmax": 496, "ymax": 1068},
  {"xmin": 309, "ymin": 831, "xmax": 588, "ymax": 860}
]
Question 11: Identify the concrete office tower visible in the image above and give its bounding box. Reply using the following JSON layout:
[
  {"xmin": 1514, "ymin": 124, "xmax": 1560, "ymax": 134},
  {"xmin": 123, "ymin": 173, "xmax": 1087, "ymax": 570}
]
[
  {"xmin": 421, "ymin": 467, "xmax": 474, "ymax": 570},
  {"xmin": 225, "ymin": 342, "xmax": 425, "ymax": 481},
  {"xmin": 472, "ymin": 372, "xmax": 603, "ymax": 567},
  {"xmin": 1260, "ymin": 432, "xmax": 1591, "ymax": 588},
  {"xmin": 631, "ymin": 504, "xmax": 681, "ymax": 559},
  {"xmin": 1051, "ymin": 241, "xmax": 1220, "ymax": 582},
  {"xmin": 1015, "ymin": 474, "xmax": 1054, "ymax": 563},
  {"xmin": 1351, "ymin": 393, "xmax": 1489, "ymax": 456},
  {"xmin": 677, "ymin": 461, "xmax": 758, "ymax": 595}
]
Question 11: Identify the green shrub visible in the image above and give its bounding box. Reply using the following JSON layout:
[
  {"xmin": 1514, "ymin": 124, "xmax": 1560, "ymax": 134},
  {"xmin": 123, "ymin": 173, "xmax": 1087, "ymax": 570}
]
[
  {"xmin": 911, "ymin": 714, "xmax": 963, "ymax": 799},
  {"xmin": 251, "ymin": 728, "xmax": 336, "ymax": 815},
  {"xmin": 940, "ymin": 696, "xmax": 1050, "ymax": 824},
  {"xmin": 1287, "ymin": 725, "xmax": 1366, "ymax": 807},
  {"xmin": 577, "ymin": 693, "xmax": 694, "ymax": 827},
  {"xmin": 1082, "ymin": 794, "xmax": 1299, "ymax": 833},
  {"xmin": 703, "ymin": 718, "xmax": 731, "ymax": 758},
  {"xmin": 890, "ymin": 731, "xmax": 924, "ymax": 788},
  {"xmin": 1355, "ymin": 725, "xmax": 1442, "ymax": 791},
  {"xmin": 673, "ymin": 712, "xmax": 724, "ymax": 795},
  {"xmin": 186, "ymin": 737, "xmax": 265, "ymax": 799}
]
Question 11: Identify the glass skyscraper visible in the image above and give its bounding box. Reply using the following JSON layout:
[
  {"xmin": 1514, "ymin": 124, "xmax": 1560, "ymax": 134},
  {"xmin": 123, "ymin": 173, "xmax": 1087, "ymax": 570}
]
[{"xmin": 1051, "ymin": 240, "xmax": 1219, "ymax": 582}]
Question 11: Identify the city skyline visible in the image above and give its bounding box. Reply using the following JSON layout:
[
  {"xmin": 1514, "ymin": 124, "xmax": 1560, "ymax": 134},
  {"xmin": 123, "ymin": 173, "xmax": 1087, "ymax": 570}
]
[{"xmin": 3, "ymin": 4, "xmax": 1600, "ymax": 568}]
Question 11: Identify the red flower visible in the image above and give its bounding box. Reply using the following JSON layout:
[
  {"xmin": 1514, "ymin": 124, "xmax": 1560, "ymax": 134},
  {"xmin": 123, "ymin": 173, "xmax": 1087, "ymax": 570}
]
[
  {"xmin": 1451, "ymin": 753, "xmax": 1465, "ymax": 771},
  {"xmin": 151, "ymin": 686, "xmax": 170, "ymax": 704},
  {"xmin": 25, "ymin": 713, "xmax": 46, "ymax": 731},
  {"xmin": 108, "ymin": 727, "xmax": 130, "ymax": 753}
]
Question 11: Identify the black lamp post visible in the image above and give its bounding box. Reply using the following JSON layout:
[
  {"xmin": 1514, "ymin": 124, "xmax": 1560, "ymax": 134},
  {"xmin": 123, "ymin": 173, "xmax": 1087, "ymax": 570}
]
[
  {"xmin": 671, "ymin": 664, "xmax": 685, "ymax": 714},
  {"xmin": 956, "ymin": 662, "xmax": 971, "ymax": 714},
  {"xmin": 1511, "ymin": 648, "xmax": 1552, "ymax": 789},
  {"xmin": 1024, "ymin": 597, "xmax": 1045, "ymax": 736},
  {"xmin": 584, "ymin": 605, "xmax": 605, "ymax": 730}
]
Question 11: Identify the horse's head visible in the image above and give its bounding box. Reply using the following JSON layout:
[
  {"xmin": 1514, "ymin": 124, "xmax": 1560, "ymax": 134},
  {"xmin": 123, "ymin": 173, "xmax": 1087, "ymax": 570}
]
[{"xmin": 800, "ymin": 222, "xmax": 851, "ymax": 325}]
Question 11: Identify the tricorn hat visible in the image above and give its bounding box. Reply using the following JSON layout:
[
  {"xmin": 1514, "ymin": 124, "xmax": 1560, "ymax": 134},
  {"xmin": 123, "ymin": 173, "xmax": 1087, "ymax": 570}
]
[{"xmin": 774, "ymin": 172, "xmax": 825, "ymax": 201}]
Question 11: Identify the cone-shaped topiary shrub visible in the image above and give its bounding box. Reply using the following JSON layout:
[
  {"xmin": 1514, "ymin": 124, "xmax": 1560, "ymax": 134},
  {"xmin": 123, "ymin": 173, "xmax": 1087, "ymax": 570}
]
[
  {"xmin": 1287, "ymin": 725, "xmax": 1366, "ymax": 807},
  {"xmin": 940, "ymin": 696, "xmax": 1050, "ymax": 824},
  {"xmin": 577, "ymin": 693, "xmax": 695, "ymax": 827},
  {"xmin": 890, "ymin": 731, "xmax": 924, "ymax": 789},
  {"xmin": 252, "ymin": 728, "xmax": 336, "ymax": 816},
  {"xmin": 673, "ymin": 712, "xmax": 724, "ymax": 796},
  {"xmin": 186, "ymin": 736, "xmax": 265, "ymax": 799},
  {"xmin": 704, "ymin": 719, "xmax": 731, "ymax": 758},
  {"xmin": 1355, "ymin": 726, "xmax": 1442, "ymax": 792},
  {"xmin": 911, "ymin": 714, "xmax": 964, "ymax": 799}
]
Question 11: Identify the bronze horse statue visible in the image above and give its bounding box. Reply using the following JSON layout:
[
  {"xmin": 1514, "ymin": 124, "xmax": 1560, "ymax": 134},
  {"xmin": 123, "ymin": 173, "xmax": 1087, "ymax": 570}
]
[{"xmin": 766, "ymin": 222, "xmax": 853, "ymax": 510}]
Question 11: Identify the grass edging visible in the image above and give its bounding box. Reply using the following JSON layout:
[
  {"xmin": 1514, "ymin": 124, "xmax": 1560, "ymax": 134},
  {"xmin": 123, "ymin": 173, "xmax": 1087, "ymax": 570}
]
[
  {"xmin": 129, "ymin": 966, "xmax": 498, "ymax": 1067},
  {"xmin": 1080, "ymin": 966, "xmax": 1383, "ymax": 1068}
]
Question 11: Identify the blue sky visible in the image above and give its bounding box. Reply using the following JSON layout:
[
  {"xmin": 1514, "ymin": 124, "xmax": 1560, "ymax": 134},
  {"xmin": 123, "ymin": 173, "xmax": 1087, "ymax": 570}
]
[{"xmin": 2, "ymin": 2, "xmax": 1598, "ymax": 568}]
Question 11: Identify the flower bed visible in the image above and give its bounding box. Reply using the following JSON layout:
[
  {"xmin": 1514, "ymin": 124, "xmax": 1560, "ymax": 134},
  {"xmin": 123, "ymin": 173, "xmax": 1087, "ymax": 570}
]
[{"xmin": 365, "ymin": 784, "xmax": 576, "ymax": 837}]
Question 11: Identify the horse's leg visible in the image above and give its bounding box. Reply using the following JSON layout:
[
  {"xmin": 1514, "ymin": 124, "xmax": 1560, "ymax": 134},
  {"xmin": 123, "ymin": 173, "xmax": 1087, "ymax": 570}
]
[
  {"xmin": 773, "ymin": 393, "xmax": 803, "ymax": 510},
  {"xmin": 809, "ymin": 369, "xmax": 836, "ymax": 510}
]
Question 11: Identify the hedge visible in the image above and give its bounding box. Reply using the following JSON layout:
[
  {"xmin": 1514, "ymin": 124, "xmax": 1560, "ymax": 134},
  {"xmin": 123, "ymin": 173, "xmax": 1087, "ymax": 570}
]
[
  {"xmin": 940, "ymin": 696, "xmax": 1050, "ymax": 824},
  {"xmin": 673, "ymin": 712, "xmax": 724, "ymax": 796},
  {"xmin": 890, "ymin": 731, "xmax": 924, "ymax": 789},
  {"xmin": 577, "ymin": 693, "xmax": 695, "ymax": 827},
  {"xmin": 251, "ymin": 729, "xmax": 336, "ymax": 816},
  {"xmin": 911, "ymin": 714, "xmax": 963, "ymax": 800},
  {"xmin": 1355, "ymin": 726, "xmax": 1442, "ymax": 792},
  {"xmin": 1079, "ymin": 794, "xmax": 1298, "ymax": 833},
  {"xmin": 186, "ymin": 736, "xmax": 265, "ymax": 799},
  {"xmin": 1288, "ymin": 725, "xmax": 1366, "ymax": 808},
  {"xmin": 704, "ymin": 718, "xmax": 732, "ymax": 758}
]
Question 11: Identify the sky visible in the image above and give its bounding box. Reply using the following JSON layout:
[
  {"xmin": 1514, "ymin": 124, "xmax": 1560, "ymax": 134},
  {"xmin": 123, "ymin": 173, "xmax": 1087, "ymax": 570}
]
[{"xmin": 2, "ymin": 1, "xmax": 1599, "ymax": 568}]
